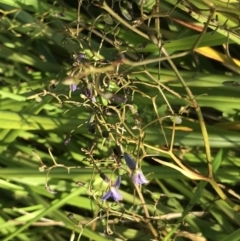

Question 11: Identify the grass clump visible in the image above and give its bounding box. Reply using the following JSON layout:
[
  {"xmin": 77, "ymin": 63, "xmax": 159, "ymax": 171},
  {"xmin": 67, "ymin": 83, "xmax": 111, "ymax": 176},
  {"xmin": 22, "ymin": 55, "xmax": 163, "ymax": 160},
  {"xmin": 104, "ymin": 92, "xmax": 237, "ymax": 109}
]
[{"xmin": 0, "ymin": 0, "xmax": 240, "ymax": 241}]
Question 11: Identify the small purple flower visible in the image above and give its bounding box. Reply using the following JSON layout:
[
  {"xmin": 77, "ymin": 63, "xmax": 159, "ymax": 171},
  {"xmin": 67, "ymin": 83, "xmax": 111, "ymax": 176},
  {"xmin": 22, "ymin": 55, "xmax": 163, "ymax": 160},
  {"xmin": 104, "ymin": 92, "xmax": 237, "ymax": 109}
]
[
  {"xmin": 124, "ymin": 153, "xmax": 149, "ymax": 185},
  {"xmin": 131, "ymin": 169, "xmax": 149, "ymax": 185},
  {"xmin": 70, "ymin": 84, "xmax": 77, "ymax": 92},
  {"xmin": 101, "ymin": 176, "xmax": 122, "ymax": 202},
  {"xmin": 124, "ymin": 152, "xmax": 137, "ymax": 170}
]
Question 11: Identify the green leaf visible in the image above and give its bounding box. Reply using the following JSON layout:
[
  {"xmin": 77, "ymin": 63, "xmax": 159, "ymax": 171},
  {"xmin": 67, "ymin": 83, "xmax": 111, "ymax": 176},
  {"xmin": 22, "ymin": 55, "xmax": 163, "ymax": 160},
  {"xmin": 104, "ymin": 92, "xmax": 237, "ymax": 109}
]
[
  {"xmin": 212, "ymin": 149, "xmax": 227, "ymax": 173},
  {"xmin": 221, "ymin": 228, "xmax": 240, "ymax": 241}
]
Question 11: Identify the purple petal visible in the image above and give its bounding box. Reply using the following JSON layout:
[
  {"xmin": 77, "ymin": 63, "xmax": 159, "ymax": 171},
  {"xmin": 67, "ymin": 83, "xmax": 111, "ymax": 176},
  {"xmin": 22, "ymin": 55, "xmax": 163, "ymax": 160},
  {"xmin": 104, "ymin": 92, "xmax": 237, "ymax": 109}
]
[
  {"xmin": 101, "ymin": 187, "xmax": 123, "ymax": 202},
  {"xmin": 113, "ymin": 176, "xmax": 121, "ymax": 188},
  {"xmin": 70, "ymin": 84, "xmax": 77, "ymax": 92},
  {"xmin": 131, "ymin": 169, "xmax": 148, "ymax": 185},
  {"xmin": 110, "ymin": 187, "xmax": 123, "ymax": 201},
  {"xmin": 124, "ymin": 153, "xmax": 136, "ymax": 170},
  {"xmin": 101, "ymin": 191, "xmax": 111, "ymax": 201}
]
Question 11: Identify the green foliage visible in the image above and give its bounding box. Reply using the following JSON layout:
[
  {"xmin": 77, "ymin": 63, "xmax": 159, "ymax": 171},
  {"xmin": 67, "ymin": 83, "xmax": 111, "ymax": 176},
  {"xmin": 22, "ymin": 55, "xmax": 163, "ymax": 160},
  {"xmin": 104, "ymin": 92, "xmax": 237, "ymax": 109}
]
[{"xmin": 0, "ymin": 0, "xmax": 240, "ymax": 241}]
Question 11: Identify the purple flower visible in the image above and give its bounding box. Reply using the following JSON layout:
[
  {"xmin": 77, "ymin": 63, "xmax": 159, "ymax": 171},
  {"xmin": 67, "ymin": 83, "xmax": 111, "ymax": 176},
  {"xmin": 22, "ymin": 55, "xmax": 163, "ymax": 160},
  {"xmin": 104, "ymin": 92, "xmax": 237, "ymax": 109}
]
[
  {"xmin": 131, "ymin": 169, "xmax": 149, "ymax": 185},
  {"xmin": 101, "ymin": 176, "xmax": 122, "ymax": 202},
  {"xmin": 70, "ymin": 84, "xmax": 77, "ymax": 92},
  {"xmin": 124, "ymin": 152, "xmax": 137, "ymax": 170},
  {"xmin": 123, "ymin": 153, "xmax": 149, "ymax": 185}
]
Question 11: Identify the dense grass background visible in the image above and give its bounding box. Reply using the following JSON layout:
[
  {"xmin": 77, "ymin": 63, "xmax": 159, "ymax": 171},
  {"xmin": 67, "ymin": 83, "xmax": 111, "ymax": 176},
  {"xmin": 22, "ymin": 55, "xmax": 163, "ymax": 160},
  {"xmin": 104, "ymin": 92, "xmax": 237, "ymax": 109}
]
[{"xmin": 1, "ymin": 0, "xmax": 240, "ymax": 240}]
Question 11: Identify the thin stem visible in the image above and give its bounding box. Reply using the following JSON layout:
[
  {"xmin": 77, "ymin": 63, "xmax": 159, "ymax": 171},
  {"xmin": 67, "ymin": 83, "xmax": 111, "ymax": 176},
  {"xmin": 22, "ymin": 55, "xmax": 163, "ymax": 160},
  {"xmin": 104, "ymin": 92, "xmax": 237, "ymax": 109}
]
[
  {"xmin": 152, "ymin": 96, "xmax": 169, "ymax": 147},
  {"xmin": 209, "ymin": 179, "xmax": 240, "ymax": 211},
  {"xmin": 169, "ymin": 122, "xmax": 175, "ymax": 152},
  {"xmin": 160, "ymin": 46, "xmax": 213, "ymax": 178},
  {"xmin": 102, "ymin": 1, "xmax": 212, "ymax": 178},
  {"xmin": 133, "ymin": 183, "xmax": 158, "ymax": 238},
  {"xmin": 123, "ymin": 51, "xmax": 190, "ymax": 68}
]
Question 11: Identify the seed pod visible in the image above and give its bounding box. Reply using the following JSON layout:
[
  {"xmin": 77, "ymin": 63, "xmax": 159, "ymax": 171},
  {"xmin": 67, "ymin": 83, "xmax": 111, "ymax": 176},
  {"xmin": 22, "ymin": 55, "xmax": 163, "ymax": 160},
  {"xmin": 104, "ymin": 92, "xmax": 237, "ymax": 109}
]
[
  {"xmin": 114, "ymin": 27, "xmax": 120, "ymax": 36},
  {"xmin": 103, "ymin": 14, "xmax": 113, "ymax": 25},
  {"xmin": 170, "ymin": 115, "xmax": 182, "ymax": 124},
  {"xmin": 102, "ymin": 130, "xmax": 109, "ymax": 138},
  {"xmin": 120, "ymin": 7, "xmax": 132, "ymax": 20},
  {"xmin": 100, "ymin": 217, "xmax": 106, "ymax": 227},
  {"xmin": 113, "ymin": 145, "xmax": 123, "ymax": 158},
  {"xmin": 151, "ymin": 192, "xmax": 161, "ymax": 201},
  {"xmin": 126, "ymin": 1, "xmax": 132, "ymax": 9}
]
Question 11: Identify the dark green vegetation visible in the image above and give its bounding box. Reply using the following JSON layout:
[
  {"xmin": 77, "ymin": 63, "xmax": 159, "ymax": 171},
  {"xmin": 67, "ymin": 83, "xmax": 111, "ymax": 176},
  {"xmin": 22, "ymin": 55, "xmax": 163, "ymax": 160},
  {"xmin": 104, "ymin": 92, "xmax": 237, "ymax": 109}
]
[{"xmin": 1, "ymin": 0, "xmax": 240, "ymax": 240}]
